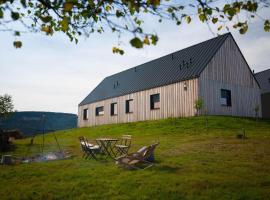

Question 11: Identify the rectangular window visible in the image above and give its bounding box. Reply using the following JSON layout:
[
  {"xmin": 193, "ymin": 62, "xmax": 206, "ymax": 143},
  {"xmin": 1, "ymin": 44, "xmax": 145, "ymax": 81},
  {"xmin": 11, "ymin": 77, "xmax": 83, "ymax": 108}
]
[
  {"xmin": 83, "ymin": 108, "xmax": 88, "ymax": 120},
  {"xmin": 125, "ymin": 99, "xmax": 134, "ymax": 113},
  {"xmin": 150, "ymin": 93, "xmax": 160, "ymax": 110},
  {"xmin": 110, "ymin": 103, "xmax": 117, "ymax": 116},
  {"xmin": 220, "ymin": 89, "xmax": 231, "ymax": 107},
  {"xmin": 95, "ymin": 106, "xmax": 104, "ymax": 116}
]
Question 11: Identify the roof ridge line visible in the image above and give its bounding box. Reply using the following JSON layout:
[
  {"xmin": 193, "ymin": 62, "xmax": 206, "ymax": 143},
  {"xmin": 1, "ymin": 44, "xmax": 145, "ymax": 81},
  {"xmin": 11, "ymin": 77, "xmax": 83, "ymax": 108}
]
[
  {"xmin": 105, "ymin": 32, "xmax": 231, "ymax": 79},
  {"xmin": 195, "ymin": 32, "xmax": 231, "ymax": 77}
]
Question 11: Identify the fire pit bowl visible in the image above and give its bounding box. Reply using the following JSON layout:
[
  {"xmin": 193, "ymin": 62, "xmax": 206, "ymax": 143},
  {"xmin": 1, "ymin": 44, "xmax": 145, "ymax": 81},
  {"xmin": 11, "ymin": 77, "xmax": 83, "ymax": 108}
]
[{"xmin": 21, "ymin": 151, "xmax": 71, "ymax": 163}]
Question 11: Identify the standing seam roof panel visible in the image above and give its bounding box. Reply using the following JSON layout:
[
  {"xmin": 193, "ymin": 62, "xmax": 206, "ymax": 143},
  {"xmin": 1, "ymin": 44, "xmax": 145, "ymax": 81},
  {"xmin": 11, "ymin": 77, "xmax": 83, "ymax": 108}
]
[
  {"xmin": 79, "ymin": 33, "xmax": 230, "ymax": 106},
  {"xmin": 255, "ymin": 69, "xmax": 270, "ymax": 94}
]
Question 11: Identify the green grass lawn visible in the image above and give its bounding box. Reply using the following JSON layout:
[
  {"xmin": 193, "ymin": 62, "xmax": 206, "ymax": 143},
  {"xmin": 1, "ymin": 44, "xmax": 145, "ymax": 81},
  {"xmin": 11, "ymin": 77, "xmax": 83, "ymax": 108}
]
[{"xmin": 1, "ymin": 116, "xmax": 270, "ymax": 200}]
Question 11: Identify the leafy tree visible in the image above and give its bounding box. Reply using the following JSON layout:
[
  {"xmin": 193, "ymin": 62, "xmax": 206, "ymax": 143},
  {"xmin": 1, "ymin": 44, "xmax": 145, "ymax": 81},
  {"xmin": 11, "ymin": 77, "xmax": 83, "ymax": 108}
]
[
  {"xmin": 0, "ymin": 94, "xmax": 14, "ymax": 151},
  {"xmin": 0, "ymin": 94, "xmax": 14, "ymax": 118},
  {"xmin": 254, "ymin": 104, "xmax": 260, "ymax": 119},
  {"xmin": 0, "ymin": 93, "xmax": 14, "ymax": 151},
  {"xmin": 194, "ymin": 98, "xmax": 203, "ymax": 116},
  {"xmin": 0, "ymin": 0, "xmax": 269, "ymax": 53}
]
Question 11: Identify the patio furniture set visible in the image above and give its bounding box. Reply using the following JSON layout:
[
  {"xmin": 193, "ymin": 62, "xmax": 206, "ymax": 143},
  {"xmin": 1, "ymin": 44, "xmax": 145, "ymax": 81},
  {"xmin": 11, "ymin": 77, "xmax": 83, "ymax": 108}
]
[{"xmin": 78, "ymin": 135, "xmax": 159, "ymax": 169}]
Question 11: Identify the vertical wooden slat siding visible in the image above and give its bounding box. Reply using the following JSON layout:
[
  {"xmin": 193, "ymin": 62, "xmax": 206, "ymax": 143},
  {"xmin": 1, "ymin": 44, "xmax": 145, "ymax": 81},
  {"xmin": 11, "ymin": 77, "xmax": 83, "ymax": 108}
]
[
  {"xmin": 199, "ymin": 36, "xmax": 261, "ymax": 117},
  {"xmin": 78, "ymin": 78, "xmax": 199, "ymax": 127},
  {"xmin": 78, "ymin": 35, "xmax": 261, "ymax": 127}
]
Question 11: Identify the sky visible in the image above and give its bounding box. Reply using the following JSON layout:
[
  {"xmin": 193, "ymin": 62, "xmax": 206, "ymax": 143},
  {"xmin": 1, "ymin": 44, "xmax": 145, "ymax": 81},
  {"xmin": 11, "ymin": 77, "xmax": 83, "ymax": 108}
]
[{"xmin": 1, "ymin": 7, "xmax": 270, "ymax": 114}]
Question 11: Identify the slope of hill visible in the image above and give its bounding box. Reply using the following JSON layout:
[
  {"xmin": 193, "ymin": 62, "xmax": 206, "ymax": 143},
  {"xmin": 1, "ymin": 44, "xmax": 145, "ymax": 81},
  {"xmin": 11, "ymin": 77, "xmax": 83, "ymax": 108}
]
[
  {"xmin": 0, "ymin": 116, "xmax": 270, "ymax": 199},
  {"xmin": 0, "ymin": 111, "xmax": 77, "ymax": 136}
]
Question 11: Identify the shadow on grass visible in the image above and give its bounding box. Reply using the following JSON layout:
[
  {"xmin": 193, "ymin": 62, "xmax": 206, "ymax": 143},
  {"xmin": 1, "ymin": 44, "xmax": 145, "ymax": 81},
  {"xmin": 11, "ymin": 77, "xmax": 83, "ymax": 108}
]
[
  {"xmin": 0, "ymin": 143, "xmax": 17, "ymax": 153},
  {"xmin": 153, "ymin": 164, "xmax": 182, "ymax": 173}
]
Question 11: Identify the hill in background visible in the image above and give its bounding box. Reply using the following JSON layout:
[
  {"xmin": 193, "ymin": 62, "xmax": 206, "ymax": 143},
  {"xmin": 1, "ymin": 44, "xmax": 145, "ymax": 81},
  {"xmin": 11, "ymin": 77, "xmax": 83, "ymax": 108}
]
[{"xmin": 0, "ymin": 111, "xmax": 77, "ymax": 136}]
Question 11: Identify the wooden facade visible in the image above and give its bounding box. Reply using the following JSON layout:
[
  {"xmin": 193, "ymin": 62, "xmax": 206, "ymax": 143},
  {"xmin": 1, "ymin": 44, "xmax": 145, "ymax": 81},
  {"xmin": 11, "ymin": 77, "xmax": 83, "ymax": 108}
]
[
  {"xmin": 255, "ymin": 69, "xmax": 270, "ymax": 119},
  {"xmin": 78, "ymin": 79, "xmax": 198, "ymax": 127},
  {"xmin": 261, "ymin": 93, "xmax": 270, "ymax": 119},
  {"xmin": 78, "ymin": 34, "xmax": 261, "ymax": 127},
  {"xmin": 199, "ymin": 36, "xmax": 261, "ymax": 117}
]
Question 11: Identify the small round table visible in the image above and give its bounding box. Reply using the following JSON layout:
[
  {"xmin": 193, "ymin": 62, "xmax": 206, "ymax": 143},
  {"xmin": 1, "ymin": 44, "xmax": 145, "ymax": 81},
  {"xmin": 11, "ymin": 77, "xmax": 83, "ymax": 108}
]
[{"xmin": 96, "ymin": 138, "xmax": 118, "ymax": 159}]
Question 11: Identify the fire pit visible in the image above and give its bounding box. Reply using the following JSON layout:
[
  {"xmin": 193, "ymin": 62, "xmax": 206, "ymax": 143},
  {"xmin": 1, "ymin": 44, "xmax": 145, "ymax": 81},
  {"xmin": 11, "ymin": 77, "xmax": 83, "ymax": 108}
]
[{"xmin": 21, "ymin": 151, "xmax": 71, "ymax": 163}]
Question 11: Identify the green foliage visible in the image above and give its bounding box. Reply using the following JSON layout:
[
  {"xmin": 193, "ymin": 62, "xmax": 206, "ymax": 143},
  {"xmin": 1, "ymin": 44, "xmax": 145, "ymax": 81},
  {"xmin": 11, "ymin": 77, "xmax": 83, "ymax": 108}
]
[
  {"xmin": 112, "ymin": 47, "xmax": 124, "ymax": 55},
  {"xmin": 265, "ymin": 20, "xmax": 270, "ymax": 32},
  {"xmin": 0, "ymin": 94, "xmax": 14, "ymax": 117},
  {"xmin": 63, "ymin": 2, "xmax": 73, "ymax": 12},
  {"xmin": 254, "ymin": 105, "xmax": 260, "ymax": 118},
  {"xmin": 130, "ymin": 37, "xmax": 143, "ymax": 48},
  {"xmin": 186, "ymin": 16, "xmax": 191, "ymax": 24},
  {"xmin": 194, "ymin": 98, "xmax": 204, "ymax": 116},
  {"xmin": 143, "ymin": 36, "xmax": 150, "ymax": 45},
  {"xmin": 151, "ymin": 34, "xmax": 158, "ymax": 45},
  {"xmin": 0, "ymin": 8, "xmax": 3, "ymax": 18},
  {"xmin": 1, "ymin": 116, "xmax": 270, "ymax": 199},
  {"xmin": 14, "ymin": 31, "xmax": 20, "ymax": 36},
  {"xmin": 60, "ymin": 16, "xmax": 69, "ymax": 32},
  {"xmin": 13, "ymin": 41, "xmax": 22, "ymax": 48},
  {"xmin": 254, "ymin": 105, "xmax": 260, "ymax": 112},
  {"xmin": 199, "ymin": 14, "xmax": 207, "ymax": 22},
  {"xmin": 239, "ymin": 22, "xmax": 249, "ymax": 34},
  {"xmin": 40, "ymin": 15, "xmax": 52, "ymax": 23},
  {"xmin": 0, "ymin": 0, "xmax": 269, "ymax": 53},
  {"xmin": 41, "ymin": 25, "xmax": 54, "ymax": 35},
  {"xmin": 212, "ymin": 17, "xmax": 218, "ymax": 24},
  {"xmin": 11, "ymin": 12, "xmax": 20, "ymax": 20}
]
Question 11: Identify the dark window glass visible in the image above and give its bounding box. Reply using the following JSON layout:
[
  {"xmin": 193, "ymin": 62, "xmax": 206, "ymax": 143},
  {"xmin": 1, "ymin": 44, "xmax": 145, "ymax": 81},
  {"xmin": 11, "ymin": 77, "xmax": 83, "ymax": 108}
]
[
  {"xmin": 110, "ymin": 103, "xmax": 117, "ymax": 116},
  {"xmin": 95, "ymin": 106, "xmax": 104, "ymax": 116},
  {"xmin": 150, "ymin": 94, "xmax": 160, "ymax": 110},
  {"xmin": 125, "ymin": 99, "xmax": 133, "ymax": 113},
  {"xmin": 83, "ymin": 109, "xmax": 88, "ymax": 120},
  {"xmin": 221, "ymin": 89, "xmax": 231, "ymax": 107}
]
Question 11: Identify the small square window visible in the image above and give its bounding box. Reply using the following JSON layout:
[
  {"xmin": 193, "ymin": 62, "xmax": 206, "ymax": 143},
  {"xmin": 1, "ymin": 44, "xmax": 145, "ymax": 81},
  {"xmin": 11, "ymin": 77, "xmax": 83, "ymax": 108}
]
[
  {"xmin": 96, "ymin": 106, "xmax": 104, "ymax": 116},
  {"xmin": 83, "ymin": 109, "xmax": 88, "ymax": 120},
  {"xmin": 220, "ymin": 89, "xmax": 231, "ymax": 107},
  {"xmin": 110, "ymin": 103, "xmax": 117, "ymax": 116},
  {"xmin": 126, "ymin": 99, "xmax": 134, "ymax": 113},
  {"xmin": 150, "ymin": 94, "xmax": 160, "ymax": 110}
]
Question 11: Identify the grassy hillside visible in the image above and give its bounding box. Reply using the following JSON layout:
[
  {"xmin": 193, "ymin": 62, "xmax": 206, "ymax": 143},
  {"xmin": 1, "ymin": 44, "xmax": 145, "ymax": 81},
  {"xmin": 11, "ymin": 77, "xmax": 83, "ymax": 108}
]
[
  {"xmin": 1, "ymin": 111, "xmax": 77, "ymax": 136},
  {"xmin": 1, "ymin": 116, "xmax": 270, "ymax": 200}
]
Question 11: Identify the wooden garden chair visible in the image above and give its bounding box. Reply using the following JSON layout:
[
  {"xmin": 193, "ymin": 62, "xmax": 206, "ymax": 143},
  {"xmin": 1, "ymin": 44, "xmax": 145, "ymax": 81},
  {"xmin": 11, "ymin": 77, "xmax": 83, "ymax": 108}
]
[
  {"xmin": 79, "ymin": 136, "xmax": 100, "ymax": 160},
  {"xmin": 115, "ymin": 135, "xmax": 132, "ymax": 156},
  {"xmin": 115, "ymin": 143, "xmax": 159, "ymax": 170}
]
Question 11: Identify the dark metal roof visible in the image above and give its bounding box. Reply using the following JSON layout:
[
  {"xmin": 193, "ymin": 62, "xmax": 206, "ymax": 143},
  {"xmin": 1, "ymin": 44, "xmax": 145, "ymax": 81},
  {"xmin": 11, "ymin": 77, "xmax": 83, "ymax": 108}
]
[
  {"xmin": 255, "ymin": 69, "xmax": 270, "ymax": 94},
  {"xmin": 79, "ymin": 33, "xmax": 231, "ymax": 106}
]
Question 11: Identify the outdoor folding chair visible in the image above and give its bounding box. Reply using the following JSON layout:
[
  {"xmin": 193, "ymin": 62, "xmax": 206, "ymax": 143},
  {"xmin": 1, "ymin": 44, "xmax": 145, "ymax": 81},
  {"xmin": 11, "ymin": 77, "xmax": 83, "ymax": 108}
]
[
  {"xmin": 116, "ymin": 142, "xmax": 159, "ymax": 170},
  {"xmin": 79, "ymin": 136, "xmax": 100, "ymax": 160},
  {"xmin": 115, "ymin": 135, "xmax": 132, "ymax": 156}
]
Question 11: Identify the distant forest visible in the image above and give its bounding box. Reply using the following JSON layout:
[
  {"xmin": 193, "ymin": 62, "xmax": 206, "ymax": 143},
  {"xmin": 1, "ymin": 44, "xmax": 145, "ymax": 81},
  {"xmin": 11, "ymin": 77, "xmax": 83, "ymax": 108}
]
[{"xmin": 0, "ymin": 112, "xmax": 77, "ymax": 136}]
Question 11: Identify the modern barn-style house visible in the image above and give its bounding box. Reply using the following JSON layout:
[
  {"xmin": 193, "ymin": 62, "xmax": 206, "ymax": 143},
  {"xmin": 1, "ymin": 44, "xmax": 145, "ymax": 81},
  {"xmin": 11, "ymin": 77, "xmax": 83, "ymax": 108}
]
[
  {"xmin": 255, "ymin": 69, "xmax": 270, "ymax": 119},
  {"xmin": 78, "ymin": 33, "xmax": 261, "ymax": 127}
]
